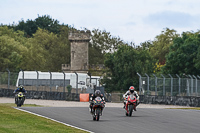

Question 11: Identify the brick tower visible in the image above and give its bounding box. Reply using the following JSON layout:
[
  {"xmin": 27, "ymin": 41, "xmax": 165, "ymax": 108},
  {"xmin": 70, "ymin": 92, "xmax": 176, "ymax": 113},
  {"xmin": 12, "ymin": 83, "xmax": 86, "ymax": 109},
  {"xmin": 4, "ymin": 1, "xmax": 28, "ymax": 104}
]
[{"xmin": 62, "ymin": 30, "xmax": 90, "ymax": 73}]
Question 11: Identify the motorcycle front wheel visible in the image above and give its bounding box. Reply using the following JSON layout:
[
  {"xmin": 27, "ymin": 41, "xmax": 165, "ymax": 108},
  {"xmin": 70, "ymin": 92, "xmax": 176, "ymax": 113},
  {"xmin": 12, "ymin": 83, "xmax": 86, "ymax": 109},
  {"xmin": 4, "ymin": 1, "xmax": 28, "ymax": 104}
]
[
  {"xmin": 17, "ymin": 99, "xmax": 22, "ymax": 107},
  {"xmin": 96, "ymin": 109, "xmax": 100, "ymax": 121},
  {"xmin": 128, "ymin": 105, "xmax": 133, "ymax": 117}
]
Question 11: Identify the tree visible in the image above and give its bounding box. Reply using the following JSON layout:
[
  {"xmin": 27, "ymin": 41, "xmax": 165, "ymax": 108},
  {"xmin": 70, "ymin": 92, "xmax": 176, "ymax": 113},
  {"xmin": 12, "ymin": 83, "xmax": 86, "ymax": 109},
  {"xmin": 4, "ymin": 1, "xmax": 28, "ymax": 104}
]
[
  {"xmin": 0, "ymin": 26, "xmax": 27, "ymax": 71},
  {"xmin": 89, "ymin": 29, "xmax": 125, "ymax": 65},
  {"xmin": 149, "ymin": 28, "xmax": 179, "ymax": 65},
  {"xmin": 102, "ymin": 44, "xmax": 154, "ymax": 92},
  {"xmin": 12, "ymin": 15, "xmax": 62, "ymax": 37},
  {"xmin": 23, "ymin": 28, "xmax": 70, "ymax": 71},
  {"xmin": 162, "ymin": 31, "xmax": 200, "ymax": 75},
  {"xmin": 35, "ymin": 15, "xmax": 61, "ymax": 34}
]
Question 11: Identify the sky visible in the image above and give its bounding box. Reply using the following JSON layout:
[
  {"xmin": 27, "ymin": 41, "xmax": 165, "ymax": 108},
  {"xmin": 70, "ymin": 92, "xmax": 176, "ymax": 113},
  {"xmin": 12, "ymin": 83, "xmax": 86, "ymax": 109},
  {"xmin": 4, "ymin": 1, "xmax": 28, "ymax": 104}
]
[{"xmin": 1, "ymin": 0, "xmax": 200, "ymax": 45}]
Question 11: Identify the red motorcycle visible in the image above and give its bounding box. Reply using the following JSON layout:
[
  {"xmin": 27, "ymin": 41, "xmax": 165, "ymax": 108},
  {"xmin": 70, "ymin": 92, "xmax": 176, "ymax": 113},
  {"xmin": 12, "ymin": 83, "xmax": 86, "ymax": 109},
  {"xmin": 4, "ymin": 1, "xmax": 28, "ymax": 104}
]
[
  {"xmin": 125, "ymin": 94, "xmax": 137, "ymax": 116},
  {"xmin": 92, "ymin": 97, "xmax": 105, "ymax": 121}
]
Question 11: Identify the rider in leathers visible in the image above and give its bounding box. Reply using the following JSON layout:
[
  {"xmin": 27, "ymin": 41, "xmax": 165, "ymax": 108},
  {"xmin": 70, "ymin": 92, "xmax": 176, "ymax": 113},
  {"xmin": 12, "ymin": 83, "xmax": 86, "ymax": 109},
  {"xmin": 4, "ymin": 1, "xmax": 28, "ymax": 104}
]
[
  {"xmin": 89, "ymin": 90, "xmax": 105, "ymax": 113},
  {"xmin": 123, "ymin": 86, "xmax": 139, "ymax": 111},
  {"xmin": 13, "ymin": 85, "xmax": 27, "ymax": 104}
]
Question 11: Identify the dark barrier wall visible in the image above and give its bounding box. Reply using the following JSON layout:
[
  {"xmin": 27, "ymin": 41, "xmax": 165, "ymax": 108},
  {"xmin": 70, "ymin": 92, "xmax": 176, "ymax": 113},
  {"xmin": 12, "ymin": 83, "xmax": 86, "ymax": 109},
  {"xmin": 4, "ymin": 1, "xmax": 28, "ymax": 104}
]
[
  {"xmin": 0, "ymin": 88, "xmax": 79, "ymax": 101},
  {"xmin": 139, "ymin": 95, "xmax": 200, "ymax": 107},
  {"xmin": 1, "ymin": 88, "xmax": 200, "ymax": 107}
]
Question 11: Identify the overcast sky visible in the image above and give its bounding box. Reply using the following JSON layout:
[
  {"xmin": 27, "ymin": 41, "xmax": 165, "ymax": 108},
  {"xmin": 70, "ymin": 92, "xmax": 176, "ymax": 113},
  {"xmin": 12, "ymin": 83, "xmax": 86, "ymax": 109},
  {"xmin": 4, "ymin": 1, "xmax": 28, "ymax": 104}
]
[{"xmin": 1, "ymin": 0, "xmax": 200, "ymax": 45}]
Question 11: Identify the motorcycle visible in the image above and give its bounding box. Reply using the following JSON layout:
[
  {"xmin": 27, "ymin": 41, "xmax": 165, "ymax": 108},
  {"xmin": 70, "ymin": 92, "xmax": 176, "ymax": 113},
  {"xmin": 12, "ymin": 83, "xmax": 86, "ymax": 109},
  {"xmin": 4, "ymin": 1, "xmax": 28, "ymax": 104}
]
[
  {"xmin": 15, "ymin": 92, "xmax": 25, "ymax": 107},
  {"xmin": 91, "ymin": 96, "xmax": 105, "ymax": 121},
  {"xmin": 125, "ymin": 94, "xmax": 137, "ymax": 116}
]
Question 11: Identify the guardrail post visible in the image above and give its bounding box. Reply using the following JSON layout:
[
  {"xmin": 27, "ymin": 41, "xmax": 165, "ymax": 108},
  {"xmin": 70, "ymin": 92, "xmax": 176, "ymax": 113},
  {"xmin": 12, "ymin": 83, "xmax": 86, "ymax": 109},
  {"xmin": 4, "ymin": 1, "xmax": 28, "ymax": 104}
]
[
  {"xmin": 161, "ymin": 74, "xmax": 165, "ymax": 96},
  {"xmin": 176, "ymin": 74, "xmax": 181, "ymax": 96},
  {"xmin": 152, "ymin": 74, "xmax": 157, "ymax": 96}
]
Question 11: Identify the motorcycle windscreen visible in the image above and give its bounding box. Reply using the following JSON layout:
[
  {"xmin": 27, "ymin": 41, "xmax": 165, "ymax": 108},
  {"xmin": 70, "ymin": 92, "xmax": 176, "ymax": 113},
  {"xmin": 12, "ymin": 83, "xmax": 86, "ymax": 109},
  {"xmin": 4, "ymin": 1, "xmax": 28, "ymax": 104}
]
[
  {"xmin": 129, "ymin": 94, "xmax": 135, "ymax": 100},
  {"xmin": 95, "ymin": 97, "xmax": 102, "ymax": 101}
]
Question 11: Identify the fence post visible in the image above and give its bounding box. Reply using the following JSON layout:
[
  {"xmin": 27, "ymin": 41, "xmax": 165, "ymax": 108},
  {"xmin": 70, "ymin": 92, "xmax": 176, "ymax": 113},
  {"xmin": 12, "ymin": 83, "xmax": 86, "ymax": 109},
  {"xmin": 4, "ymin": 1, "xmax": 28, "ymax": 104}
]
[
  {"xmin": 161, "ymin": 74, "xmax": 165, "ymax": 96},
  {"xmin": 6, "ymin": 69, "xmax": 10, "ymax": 89},
  {"xmin": 74, "ymin": 72, "xmax": 78, "ymax": 98},
  {"xmin": 49, "ymin": 71, "xmax": 52, "ymax": 93},
  {"xmin": 188, "ymin": 75, "xmax": 193, "ymax": 95},
  {"xmin": 197, "ymin": 75, "xmax": 200, "ymax": 96},
  {"xmin": 192, "ymin": 75, "xmax": 198, "ymax": 96},
  {"xmin": 176, "ymin": 74, "xmax": 181, "ymax": 96},
  {"xmin": 183, "ymin": 75, "xmax": 190, "ymax": 96},
  {"xmin": 62, "ymin": 71, "xmax": 66, "ymax": 93},
  {"xmin": 145, "ymin": 73, "xmax": 149, "ymax": 95},
  {"xmin": 137, "ymin": 72, "xmax": 142, "ymax": 95},
  {"xmin": 62, "ymin": 71, "xmax": 66, "ymax": 100},
  {"xmin": 20, "ymin": 69, "xmax": 24, "ymax": 85},
  {"xmin": 168, "ymin": 74, "xmax": 173, "ymax": 97},
  {"xmin": 152, "ymin": 74, "xmax": 157, "ymax": 96},
  {"xmin": 87, "ymin": 72, "xmax": 91, "ymax": 83},
  {"xmin": 36, "ymin": 70, "xmax": 39, "ymax": 91}
]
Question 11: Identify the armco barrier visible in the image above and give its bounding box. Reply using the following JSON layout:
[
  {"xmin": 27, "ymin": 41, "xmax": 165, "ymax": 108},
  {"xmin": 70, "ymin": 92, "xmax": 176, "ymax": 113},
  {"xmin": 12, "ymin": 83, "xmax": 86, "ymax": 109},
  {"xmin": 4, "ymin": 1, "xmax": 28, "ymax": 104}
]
[
  {"xmin": 139, "ymin": 95, "xmax": 200, "ymax": 107},
  {"xmin": 0, "ymin": 88, "xmax": 79, "ymax": 101}
]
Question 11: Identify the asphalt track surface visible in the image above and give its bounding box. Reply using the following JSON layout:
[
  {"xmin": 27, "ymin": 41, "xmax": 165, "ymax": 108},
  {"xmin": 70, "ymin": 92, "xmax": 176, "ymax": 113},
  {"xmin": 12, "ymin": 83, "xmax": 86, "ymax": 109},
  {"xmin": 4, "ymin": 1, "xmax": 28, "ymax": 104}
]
[{"xmin": 19, "ymin": 106, "xmax": 200, "ymax": 133}]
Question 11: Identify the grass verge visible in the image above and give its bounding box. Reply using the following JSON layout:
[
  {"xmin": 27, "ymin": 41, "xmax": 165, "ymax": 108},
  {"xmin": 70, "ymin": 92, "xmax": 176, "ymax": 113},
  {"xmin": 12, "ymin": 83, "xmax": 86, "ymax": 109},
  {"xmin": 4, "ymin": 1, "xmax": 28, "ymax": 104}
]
[
  {"xmin": 167, "ymin": 107, "xmax": 200, "ymax": 110},
  {"xmin": 0, "ymin": 103, "xmax": 88, "ymax": 133}
]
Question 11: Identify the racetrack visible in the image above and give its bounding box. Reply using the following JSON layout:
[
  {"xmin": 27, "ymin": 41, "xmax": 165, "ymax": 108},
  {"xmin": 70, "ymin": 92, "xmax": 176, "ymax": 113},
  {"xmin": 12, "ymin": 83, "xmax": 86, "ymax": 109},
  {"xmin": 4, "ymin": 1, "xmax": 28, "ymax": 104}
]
[
  {"xmin": 19, "ymin": 106, "xmax": 200, "ymax": 133},
  {"xmin": 1, "ymin": 97, "xmax": 199, "ymax": 133}
]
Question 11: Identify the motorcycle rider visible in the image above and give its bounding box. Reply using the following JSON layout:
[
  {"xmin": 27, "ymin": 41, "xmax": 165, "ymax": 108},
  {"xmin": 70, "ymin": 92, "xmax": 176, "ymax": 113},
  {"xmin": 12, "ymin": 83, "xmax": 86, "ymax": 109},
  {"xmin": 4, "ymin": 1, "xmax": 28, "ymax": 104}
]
[
  {"xmin": 13, "ymin": 85, "xmax": 27, "ymax": 104},
  {"xmin": 89, "ymin": 90, "xmax": 105, "ymax": 113},
  {"xmin": 123, "ymin": 86, "xmax": 139, "ymax": 111}
]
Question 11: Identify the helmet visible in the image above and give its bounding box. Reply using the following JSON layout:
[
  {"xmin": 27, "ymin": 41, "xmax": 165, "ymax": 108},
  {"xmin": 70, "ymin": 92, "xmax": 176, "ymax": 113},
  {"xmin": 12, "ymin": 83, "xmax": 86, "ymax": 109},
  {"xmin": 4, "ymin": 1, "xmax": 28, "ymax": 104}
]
[
  {"xmin": 129, "ymin": 86, "xmax": 135, "ymax": 93},
  {"xmin": 19, "ymin": 85, "xmax": 24, "ymax": 90},
  {"xmin": 95, "ymin": 90, "xmax": 101, "ymax": 97}
]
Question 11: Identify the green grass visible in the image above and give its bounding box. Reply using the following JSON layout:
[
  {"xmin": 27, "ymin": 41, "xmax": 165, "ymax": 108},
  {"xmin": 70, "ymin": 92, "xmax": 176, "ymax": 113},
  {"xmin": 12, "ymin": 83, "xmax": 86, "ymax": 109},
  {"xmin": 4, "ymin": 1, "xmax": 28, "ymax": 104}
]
[
  {"xmin": 167, "ymin": 107, "xmax": 200, "ymax": 110},
  {"xmin": 1, "ymin": 103, "xmax": 43, "ymax": 107},
  {"xmin": 0, "ymin": 103, "xmax": 88, "ymax": 133}
]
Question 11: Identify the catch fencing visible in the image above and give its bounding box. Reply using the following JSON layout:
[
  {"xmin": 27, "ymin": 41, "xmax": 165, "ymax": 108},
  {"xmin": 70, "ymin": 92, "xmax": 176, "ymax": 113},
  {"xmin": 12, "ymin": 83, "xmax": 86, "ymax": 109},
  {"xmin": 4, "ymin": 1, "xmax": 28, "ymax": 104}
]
[
  {"xmin": 137, "ymin": 73, "xmax": 200, "ymax": 97},
  {"xmin": 0, "ymin": 71, "xmax": 104, "ymax": 101},
  {"xmin": 0, "ymin": 71, "xmax": 77, "ymax": 100}
]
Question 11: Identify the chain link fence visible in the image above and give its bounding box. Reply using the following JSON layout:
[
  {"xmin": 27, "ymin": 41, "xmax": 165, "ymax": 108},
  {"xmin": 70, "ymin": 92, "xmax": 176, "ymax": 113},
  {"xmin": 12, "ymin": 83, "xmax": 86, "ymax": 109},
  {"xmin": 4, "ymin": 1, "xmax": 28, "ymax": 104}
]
[
  {"xmin": 137, "ymin": 73, "xmax": 200, "ymax": 97},
  {"xmin": 1, "ymin": 71, "xmax": 200, "ymax": 105},
  {"xmin": 0, "ymin": 71, "xmax": 105, "ymax": 101},
  {"xmin": 0, "ymin": 71, "xmax": 86, "ymax": 100}
]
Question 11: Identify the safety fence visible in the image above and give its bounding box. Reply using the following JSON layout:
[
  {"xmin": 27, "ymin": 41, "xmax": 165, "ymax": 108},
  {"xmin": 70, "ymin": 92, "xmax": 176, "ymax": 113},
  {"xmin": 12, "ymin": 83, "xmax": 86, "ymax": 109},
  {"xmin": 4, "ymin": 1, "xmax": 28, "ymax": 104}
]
[
  {"xmin": 1, "ymin": 71, "xmax": 200, "ymax": 106},
  {"xmin": 0, "ymin": 71, "xmax": 104, "ymax": 101},
  {"xmin": 0, "ymin": 71, "xmax": 72, "ymax": 93},
  {"xmin": 137, "ymin": 73, "xmax": 200, "ymax": 97}
]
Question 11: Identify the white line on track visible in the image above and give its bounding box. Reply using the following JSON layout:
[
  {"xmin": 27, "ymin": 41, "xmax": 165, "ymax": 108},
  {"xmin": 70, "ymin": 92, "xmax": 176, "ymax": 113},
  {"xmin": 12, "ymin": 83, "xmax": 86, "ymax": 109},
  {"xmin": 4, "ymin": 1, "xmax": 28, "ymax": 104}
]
[{"xmin": 14, "ymin": 107, "xmax": 94, "ymax": 133}]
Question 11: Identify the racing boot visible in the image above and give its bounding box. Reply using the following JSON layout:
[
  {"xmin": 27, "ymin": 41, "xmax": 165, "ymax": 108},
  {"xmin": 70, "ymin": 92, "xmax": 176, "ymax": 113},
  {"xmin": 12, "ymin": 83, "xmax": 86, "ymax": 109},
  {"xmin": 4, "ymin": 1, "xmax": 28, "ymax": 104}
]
[
  {"xmin": 123, "ymin": 102, "xmax": 126, "ymax": 109},
  {"xmin": 15, "ymin": 97, "xmax": 17, "ymax": 104},
  {"xmin": 89, "ymin": 104, "xmax": 93, "ymax": 114},
  {"xmin": 133, "ymin": 106, "xmax": 137, "ymax": 111}
]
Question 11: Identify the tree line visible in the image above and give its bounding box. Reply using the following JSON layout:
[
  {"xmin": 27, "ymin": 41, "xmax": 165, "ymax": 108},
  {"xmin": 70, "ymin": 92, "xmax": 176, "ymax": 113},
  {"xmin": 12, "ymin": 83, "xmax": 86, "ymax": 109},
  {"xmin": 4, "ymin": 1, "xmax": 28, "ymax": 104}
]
[{"xmin": 1, "ymin": 15, "xmax": 200, "ymax": 92}]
